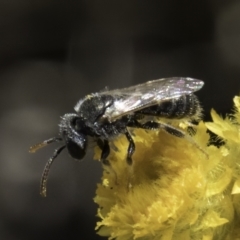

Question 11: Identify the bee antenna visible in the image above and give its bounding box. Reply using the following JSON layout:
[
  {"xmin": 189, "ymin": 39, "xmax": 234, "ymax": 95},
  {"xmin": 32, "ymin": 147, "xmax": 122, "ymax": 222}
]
[
  {"xmin": 40, "ymin": 145, "xmax": 66, "ymax": 197},
  {"xmin": 29, "ymin": 137, "xmax": 62, "ymax": 153}
]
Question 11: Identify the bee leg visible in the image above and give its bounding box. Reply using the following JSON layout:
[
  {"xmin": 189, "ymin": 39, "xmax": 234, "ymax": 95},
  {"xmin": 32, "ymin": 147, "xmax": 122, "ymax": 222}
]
[
  {"xmin": 125, "ymin": 130, "xmax": 135, "ymax": 165},
  {"xmin": 128, "ymin": 119, "xmax": 183, "ymax": 136},
  {"xmin": 97, "ymin": 139, "xmax": 111, "ymax": 166},
  {"xmin": 139, "ymin": 121, "xmax": 208, "ymax": 158},
  {"xmin": 142, "ymin": 121, "xmax": 185, "ymax": 137},
  {"xmin": 97, "ymin": 139, "xmax": 119, "ymax": 184}
]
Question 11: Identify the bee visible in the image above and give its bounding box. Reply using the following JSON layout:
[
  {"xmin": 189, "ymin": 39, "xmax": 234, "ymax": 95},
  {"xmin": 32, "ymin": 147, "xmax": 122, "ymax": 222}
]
[{"xmin": 30, "ymin": 77, "xmax": 204, "ymax": 196}]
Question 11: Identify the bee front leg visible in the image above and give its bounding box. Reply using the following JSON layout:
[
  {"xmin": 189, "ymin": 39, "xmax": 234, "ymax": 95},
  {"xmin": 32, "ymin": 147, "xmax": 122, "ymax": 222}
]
[
  {"xmin": 97, "ymin": 139, "xmax": 111, "ymax": 166},
  {"xmin": 97, "ymin": 139, "xmax": 119, "ymax": 184}
]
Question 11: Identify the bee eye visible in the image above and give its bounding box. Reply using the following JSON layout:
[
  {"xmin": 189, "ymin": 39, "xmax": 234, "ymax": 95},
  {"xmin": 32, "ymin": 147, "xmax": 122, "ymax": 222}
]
[
  {"xmin": 71, "ymin": 117, "xmax": 84, "ymax": 132},
  {"xmin": 67, "ymin": 139, "xmax": 86, "ymax": 160}
]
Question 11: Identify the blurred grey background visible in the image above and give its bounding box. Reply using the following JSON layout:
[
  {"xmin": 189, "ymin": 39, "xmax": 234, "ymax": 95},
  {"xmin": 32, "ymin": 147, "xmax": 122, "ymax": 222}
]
[{"xmin": 0, "ymin": 1, "xmax": 240, "ymax": 239}]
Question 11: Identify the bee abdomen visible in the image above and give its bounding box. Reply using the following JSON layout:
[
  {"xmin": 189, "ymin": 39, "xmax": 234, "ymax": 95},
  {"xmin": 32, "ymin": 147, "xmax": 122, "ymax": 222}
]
[{"xmin": 138, "ymin": 94, "xmax": 202, "ymax": 120}]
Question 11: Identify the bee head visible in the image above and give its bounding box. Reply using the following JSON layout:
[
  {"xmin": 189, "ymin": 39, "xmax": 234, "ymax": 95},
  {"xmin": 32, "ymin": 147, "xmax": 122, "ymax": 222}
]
[
  {"xmin": 29, "ymin": 113, "xmax": 88, "ymax": 197},
  {"xmin": 59, "ymin": 113, "xmax": 88, "ymax": 160}
]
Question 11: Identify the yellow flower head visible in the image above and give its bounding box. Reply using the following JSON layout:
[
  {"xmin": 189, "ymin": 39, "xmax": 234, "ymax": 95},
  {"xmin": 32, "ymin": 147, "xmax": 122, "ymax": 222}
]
[{"xmin": 94, "ymin": 97, "xmax": 240, "ymax": 240}]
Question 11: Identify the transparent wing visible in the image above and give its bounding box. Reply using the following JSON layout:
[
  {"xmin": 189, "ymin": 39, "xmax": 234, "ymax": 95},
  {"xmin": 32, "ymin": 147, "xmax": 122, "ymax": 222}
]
[{"xmin": 101, "ymin": 77, "xmax": 204, "ymax": 122}]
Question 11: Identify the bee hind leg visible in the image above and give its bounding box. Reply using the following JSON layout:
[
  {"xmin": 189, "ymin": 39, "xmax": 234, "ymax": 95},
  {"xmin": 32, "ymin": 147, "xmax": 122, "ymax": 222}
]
[
  {"xmin": 142, "ymin": 121, "xmax": 185, "ymax": 137},
  {"xmin": 129, "ymin": 120, "xmax": 208, "ymax": 158}
]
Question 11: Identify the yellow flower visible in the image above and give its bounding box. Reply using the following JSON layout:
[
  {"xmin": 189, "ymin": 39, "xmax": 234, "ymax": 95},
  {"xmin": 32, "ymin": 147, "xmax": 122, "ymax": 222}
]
[{"xmin": 94, "ymin": 96, "xmax": 240, "ymax": 240}]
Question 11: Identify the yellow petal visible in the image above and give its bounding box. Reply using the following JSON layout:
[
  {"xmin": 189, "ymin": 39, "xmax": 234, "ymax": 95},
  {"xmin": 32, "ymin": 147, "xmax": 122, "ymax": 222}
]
[{"xmin": 232, "ymin": 179, "xmax": 240, "ymax": 194}]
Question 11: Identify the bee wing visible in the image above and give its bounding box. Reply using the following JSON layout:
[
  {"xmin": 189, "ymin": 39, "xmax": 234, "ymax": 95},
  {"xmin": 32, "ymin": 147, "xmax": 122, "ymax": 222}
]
[{"xmin": 100, "ymin": 77, "xmax": 204, "ymax": 122}]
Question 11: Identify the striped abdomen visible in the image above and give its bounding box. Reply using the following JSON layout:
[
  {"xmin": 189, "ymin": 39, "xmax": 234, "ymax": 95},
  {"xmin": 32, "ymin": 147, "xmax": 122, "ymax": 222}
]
[{"xmin": 138, "ymin": 94, "xmax": 202, "ymax": 120}]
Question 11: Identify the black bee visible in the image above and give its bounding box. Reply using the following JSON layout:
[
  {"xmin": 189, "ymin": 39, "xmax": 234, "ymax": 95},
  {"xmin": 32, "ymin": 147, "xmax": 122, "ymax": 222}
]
[{"xmin": 30, "ymin": 77, "xmax": 204, "ymax": 196}]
